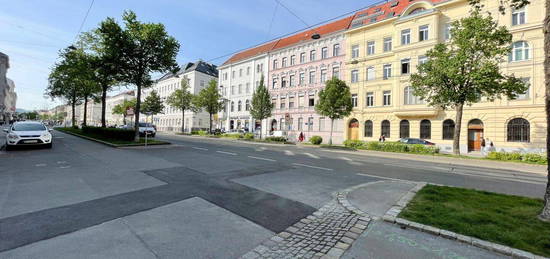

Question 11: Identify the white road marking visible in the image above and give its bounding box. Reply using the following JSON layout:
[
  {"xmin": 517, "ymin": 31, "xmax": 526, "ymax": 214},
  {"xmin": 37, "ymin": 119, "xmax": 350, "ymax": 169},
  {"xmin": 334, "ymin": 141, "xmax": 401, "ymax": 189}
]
[
  {"xmin": 257, "ymin": 147, "xmax": 267, "ymax": 151},
  {"xmin": 292, "ymin": 163, "xmax": 333, "ymax": 171},
  {"xmin": 339, "ymin": 156, "xmax": 352, "ymax": 161},
  {"xmin": 304, "ymin": 152, "xmax": 320, "ymax": 159},
  {"xmin": 216, "ymin": 150, "xmax": 237, "ymax": 156},
  {"xmin": 348, "ymin": 161, "xmax": 364, "ymax": 166},
  {"xmin": 357, "ymin": 173, "xmax": 413, "ymax": 182},
  {"xmin": 284, "ymin": 150, "xmax": 295, "ymax": 156},
  {"xmin": 192, "ymin": 147, "xmax": 208, "ymax": 151},
  {"xmin": 35, "ymin": 163, "xmax": 47, "ymax": 167},
  {"xmin": 248, "ymin": 156, "xmax": 276, "ymax": 162},
  {"xmin": 59, "ymin": 166, "xmax": 71, "ymax": 169}
]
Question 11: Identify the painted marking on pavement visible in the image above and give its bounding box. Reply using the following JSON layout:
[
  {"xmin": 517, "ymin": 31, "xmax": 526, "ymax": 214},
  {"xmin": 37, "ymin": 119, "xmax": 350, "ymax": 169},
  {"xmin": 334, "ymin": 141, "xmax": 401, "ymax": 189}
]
[
  {"xmin": 339, "ymin": 156, "xmax": 352, "ymax": 161},
  {"xmin": 304, "ymin": 152, "xmax": 320, "ymax": 159},
  {"xmin": 292, "ymin": 163, "xmax": 333, "ymax": 171},
  {"xmin": 284, "ymin": 150, "xmax": 295, "ymax": 156},
  {"xmin": 248, "ymin": 156, "xmax": 276, "ymax": 162},
  {"xmin": 357, "ymin": 173, "xmax": 415, "ymax": 183},
  {"xmin": 216, "ymin": 150, "xmax": 237, "ymax": 156},
  {"xmin": 192, "ymin": 147, "xmax": 208, "ymax": 151},
  {"xmin": 35, "ymin": 163, "xmax": 47, "ymax": 167}
]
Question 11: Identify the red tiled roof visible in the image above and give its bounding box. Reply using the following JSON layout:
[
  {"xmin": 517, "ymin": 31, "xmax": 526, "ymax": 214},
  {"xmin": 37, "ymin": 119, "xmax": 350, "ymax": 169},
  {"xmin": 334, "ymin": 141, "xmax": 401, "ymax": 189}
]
[
  {"xmin": 272, "ymin": 15, "xmax": 355, "ymax": 50},
  {"xmin": 222, "ymin": 0, "xmax": 446, "ymax": 65},
  {"xmin": 222, "ymin": 41, "xmax": 279, "ymax": 65}
]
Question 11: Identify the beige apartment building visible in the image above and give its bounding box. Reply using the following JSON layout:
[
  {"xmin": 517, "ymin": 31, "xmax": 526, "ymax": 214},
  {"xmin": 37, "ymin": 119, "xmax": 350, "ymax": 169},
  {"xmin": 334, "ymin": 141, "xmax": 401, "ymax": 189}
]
[{"xmin": 344, "ymin": 0, "xmax": 545, "ymax": 153}]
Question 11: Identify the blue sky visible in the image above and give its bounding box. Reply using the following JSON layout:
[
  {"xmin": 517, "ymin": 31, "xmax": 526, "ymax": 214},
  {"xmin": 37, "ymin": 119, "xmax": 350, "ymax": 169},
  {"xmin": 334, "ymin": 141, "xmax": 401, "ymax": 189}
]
[{"xmin": 0, "ymin": 0, "xmax": 374, "ymax": 110}]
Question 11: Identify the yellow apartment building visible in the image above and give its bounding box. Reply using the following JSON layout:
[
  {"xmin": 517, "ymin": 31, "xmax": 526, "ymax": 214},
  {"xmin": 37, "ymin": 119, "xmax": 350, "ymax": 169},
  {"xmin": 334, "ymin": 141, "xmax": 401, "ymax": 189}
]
[{"xmin": 343, "ymin": 0, "xmax": 546, "ymax": 153}]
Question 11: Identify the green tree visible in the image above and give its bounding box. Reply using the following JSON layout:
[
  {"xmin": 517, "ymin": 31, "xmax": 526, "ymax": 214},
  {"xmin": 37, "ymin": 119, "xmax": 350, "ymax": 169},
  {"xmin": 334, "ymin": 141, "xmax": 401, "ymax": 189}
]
[
  {"xmin": 249, "ymin": 76, "xmax": 272, "ymax": 139},
  {"xmin": 410, "ymin": 10, "xmax": 526, "ymax": 156},
  {"xmin": 100, "ymin": 11, "xmax": 179, "ymax": 141},
  {"xmin": 46, "ymin": 47, "xmax": 85, "ymax": 127},
  {"xmin": 194, "ymin": 80, "xmax": 224, "ymax": 133},
  {"xmin": 166, "ymin": 78, "xmax": 197, "ymax": 133},
  {"xmin": 469, "ymin": 0, "xmax": 549, "ymax": 224},
  {"xmin": 315, "ymin": 77, "xmax": 353, "ymax": 145},
  {"xmin": 112, "ymin": 99, "xmax": 136, "ymax": 125},
  {"xmin": 80, "ymin": 20, "xmax": 124, "ymax": 128},
  {"xmin": 141, "ymin": 90, "xmax": 164, "ymax": 117}
]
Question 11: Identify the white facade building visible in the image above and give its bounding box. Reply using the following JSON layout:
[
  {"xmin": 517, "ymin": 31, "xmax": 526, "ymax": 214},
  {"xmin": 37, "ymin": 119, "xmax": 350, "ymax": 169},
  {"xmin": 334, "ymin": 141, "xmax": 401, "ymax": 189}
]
[
  {"xmin": 105, "ymin": 90, "xmax": 135, "ymax": 126},
  {"xmin": 143, "ymin": 60, "xmax": 218, "ymax": 132},
  {"xmin": 217, "ymin": 42, "xmax": 275, "ymax": 132}
]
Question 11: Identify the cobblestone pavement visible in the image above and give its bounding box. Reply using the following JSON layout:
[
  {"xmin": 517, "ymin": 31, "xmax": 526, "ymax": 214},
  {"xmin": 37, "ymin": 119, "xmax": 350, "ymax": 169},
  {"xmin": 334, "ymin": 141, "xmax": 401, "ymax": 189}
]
[{"xmin": 241, "ymin": 200, "xmax": 371, "ymax": 259}]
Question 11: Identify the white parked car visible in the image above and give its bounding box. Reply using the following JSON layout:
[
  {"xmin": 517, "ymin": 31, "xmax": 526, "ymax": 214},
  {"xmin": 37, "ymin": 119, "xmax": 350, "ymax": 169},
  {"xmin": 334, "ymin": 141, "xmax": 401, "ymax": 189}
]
[
  {"xmin": 138, "ymin": 122, "xmax": 156, "ymax": 137},
  {"xmin": 3, "ymin": 121, "xmax": 53, "ymax": 150}
]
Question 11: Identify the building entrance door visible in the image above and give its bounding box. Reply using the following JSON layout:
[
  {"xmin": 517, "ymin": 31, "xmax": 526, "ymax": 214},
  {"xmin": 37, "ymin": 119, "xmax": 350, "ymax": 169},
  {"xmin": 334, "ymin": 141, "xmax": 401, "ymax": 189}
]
[
  {"xmin": 467, "ymin": 119, "xmax": 484, "ymax": 152},
  {"xmin": 348, "ymin": 119, "xmax": 359, "ymax": 140}
]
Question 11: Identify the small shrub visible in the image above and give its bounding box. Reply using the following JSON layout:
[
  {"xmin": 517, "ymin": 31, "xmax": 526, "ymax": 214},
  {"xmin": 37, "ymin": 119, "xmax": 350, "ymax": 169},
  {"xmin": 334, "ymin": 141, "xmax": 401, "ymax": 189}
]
[
  {"xmin": 487, "ymin": 151, "xmax": 547, "ymax": 165},
  {"xmin": 197, "ymin": 130, "xmax": 209, "ymax": 136},
  {"xmin": 522, "ymin": 153, "xmax": 547, "ymax": 164},
  {"xmin": 343, "ymin": 140, "xmax": 367, "ymax": 149},
  {"xmin": 244, "ymin": 133, "xmax": 254, "ymax": 140},
  {"xmin": 265, "ymin": 136, "xmax": 287, "ymax": 142},
  {"xmin": 310, "ymin": 136, "xmax": 323, "ymax": 145},
  {"xmin": 221, "ymin": 133, "xmax": 242, "ymax": 139},
  {"xmin": 191, "ymin": 130, "xmax": 200, "ymax": 135}
]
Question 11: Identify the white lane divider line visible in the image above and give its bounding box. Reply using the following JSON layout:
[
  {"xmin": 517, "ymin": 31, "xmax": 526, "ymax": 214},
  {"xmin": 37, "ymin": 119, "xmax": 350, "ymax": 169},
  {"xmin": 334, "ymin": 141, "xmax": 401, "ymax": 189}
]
[
  {"xmin": 292, "ymin": 163, "xmax": 333, "ymax": 171},
  {"xmin": 248, "ymin": 156, "xmax": 276, "ymax": 162},
  {"xmin": 192, "ymin": 147, "xmax": 208, "ymax": 151},
  {"xmin": 339, "ymin": 156, "xmax": 352, "ymax": 161},
  {"xmin": 35, "ymin": 163, "xmax": 47, "ymax": 167},
  {"xmin": 216, "ymin": 150, "xmax": 237, "ymax": 156},
  {"xmin": 284, "ymin": 150, "xmax": 295, "ymax": 156},
  {"xmin": 304, "ymin": 152, "xmax": 320, "ymax": 159}
]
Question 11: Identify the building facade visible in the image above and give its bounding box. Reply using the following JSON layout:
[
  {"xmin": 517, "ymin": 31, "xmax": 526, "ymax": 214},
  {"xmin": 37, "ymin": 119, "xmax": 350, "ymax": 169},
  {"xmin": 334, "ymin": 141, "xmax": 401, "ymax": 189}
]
[
  {"xmin": 266, "ymin": 16, "xmax": 353, "ymax": 144},
  {"xmin": 105, "ymin": 90, "xmax": 135, "ymax": 126},
  {"xmin": 143, "ymin": 60, "xmax": 218, "ymax": 132},
  {"xmin": 218, "ymin": 42, "xmax": 274, "ymax": 132},
  {"xmin": 344, "ymin": 0, "xmax": 545, "ymax": 153},
  {"xmin": 0, "ymin": 52, "xmax": 16, "ymax": 123}
]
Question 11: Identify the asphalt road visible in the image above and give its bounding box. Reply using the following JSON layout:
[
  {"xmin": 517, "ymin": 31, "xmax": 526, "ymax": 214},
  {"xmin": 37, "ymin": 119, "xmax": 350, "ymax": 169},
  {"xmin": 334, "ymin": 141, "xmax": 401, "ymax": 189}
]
[{"xmin": 0, "ymin": 130, "xmax": 546, "ymax": 258}]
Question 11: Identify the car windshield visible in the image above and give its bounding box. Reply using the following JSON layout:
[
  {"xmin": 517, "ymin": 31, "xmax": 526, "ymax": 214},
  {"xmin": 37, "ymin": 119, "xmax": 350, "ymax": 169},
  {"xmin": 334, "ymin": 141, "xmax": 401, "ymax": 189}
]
[
  {"xmin": 139, "ymin": 123, "xmax": 153, "ymax": 127},
  {"xmin": 12, "ymin": 123, "xmax": 46, "ymax": 131}
]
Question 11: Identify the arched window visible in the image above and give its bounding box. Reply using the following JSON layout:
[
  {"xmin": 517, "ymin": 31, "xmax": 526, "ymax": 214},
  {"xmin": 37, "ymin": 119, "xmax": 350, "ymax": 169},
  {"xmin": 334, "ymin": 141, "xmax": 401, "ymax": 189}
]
[
  {"xmin": 409, "ymin": 7, "xmax": 426, "ymax": 15},
  {"xmin": 507, "ymin": 118, "xmax": 530, "ymax": 142},
  {"xmin": 510, "ymin": 41, "xmax": 530, "ymax": 62},
  {"xmin": 442, "ymin": 119, "xmax": 455, "ymax": 140},
  {"xmin": 364, "ymin": 120, "xmax": 373, "ymax": 137},
  {"xmin": 420, "ymin": 119, "xmax": 431, "ymax": 139},
  {"xmin": 231, "ymin": 101, "xmax": 235, "ymax": 112},
  {"xmin": 400, "ymin": 120, "xmax": 410, "ymax": 138},
  {"xmin": 381, "ymin": 120, "xmax": 390, "ymax": 137},
  {"xmin": 245, "ymin": 100, "xmax": 250, "ymax": 111},
  {"xmin": 238, "ymin": 101, "xmax": 242, "ymax": 111}
]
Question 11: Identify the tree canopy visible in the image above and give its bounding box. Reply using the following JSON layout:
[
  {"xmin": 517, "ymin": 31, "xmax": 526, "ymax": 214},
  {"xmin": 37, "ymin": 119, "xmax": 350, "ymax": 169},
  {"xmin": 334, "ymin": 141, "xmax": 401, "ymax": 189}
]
[
  {"xmin": 141, "ymin": 90, "xmax": 164, "ymax": 116},
  {"xmin": 250, "ymin": 76, "xmax": 272, "ymax": 138},
  {"xmin": 194, "ymin": 79, "xmax": 224, "ymax": 132},
  {"xmin": 315, "ymin": 77, "xmax": 352, "ymax": 145},
  {"xmin": 166, "ymin": 79, "xmax": 197, "ymax": 132}
]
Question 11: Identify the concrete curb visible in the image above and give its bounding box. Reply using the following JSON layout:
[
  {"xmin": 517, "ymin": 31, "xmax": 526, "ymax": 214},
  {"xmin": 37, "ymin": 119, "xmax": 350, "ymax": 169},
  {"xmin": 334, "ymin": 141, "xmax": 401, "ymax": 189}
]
[
  {"xmin": 378, "ymin": 182, "xmax": 548, "ymax": 259},
  {"xmin": 159, "ymin": 133, "xmax": 296, "ymax": 147}
]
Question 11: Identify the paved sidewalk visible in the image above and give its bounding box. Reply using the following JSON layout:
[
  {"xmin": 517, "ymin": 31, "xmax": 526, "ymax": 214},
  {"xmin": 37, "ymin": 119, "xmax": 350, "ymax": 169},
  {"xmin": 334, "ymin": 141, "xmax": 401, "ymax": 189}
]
[{"xmin": 343, "ymin": 181, "xmax": 504, "ymax": 259}]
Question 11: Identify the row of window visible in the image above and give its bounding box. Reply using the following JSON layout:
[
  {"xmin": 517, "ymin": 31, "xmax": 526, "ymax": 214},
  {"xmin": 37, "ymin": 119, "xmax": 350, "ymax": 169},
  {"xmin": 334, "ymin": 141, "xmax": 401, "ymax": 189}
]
[
  {"xmin": 156, "ymin": 118, "xmax": 201, "ymax": 127},
  {"xmin": 351, "ymin": 86, "xmax": 423, "ymax": 108},
  {"xmin": 229, "ymin": 99, "xmax": 250, "ymax": 112},
  {"xmin": 350, "ymin": 56, "xmax": 427, "ymax": 83},
  {"xmin": 272, "ymin": 44, "xmax": 340, "ymax": 70},
  {"xmin": 273, "ymin": 96, "xmax": 316, "ymax": 110},
  {"xmin": 272, "ymin": 67, "xmax": 340, "ymax": 89},
  {"xmin": 360, "ymin": 118, "xmax": 530, "ymax": 142},
  {"xmin": 222, "ymin": 64, "xmax": 264, "ymax": 81}
]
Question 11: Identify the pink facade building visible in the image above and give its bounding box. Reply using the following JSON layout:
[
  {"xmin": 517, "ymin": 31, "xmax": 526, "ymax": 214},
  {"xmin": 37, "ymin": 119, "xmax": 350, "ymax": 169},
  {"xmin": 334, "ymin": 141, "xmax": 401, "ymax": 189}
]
[{"xmin": 266, "ymin": 16, "xmax": 354, "ymax": 144}]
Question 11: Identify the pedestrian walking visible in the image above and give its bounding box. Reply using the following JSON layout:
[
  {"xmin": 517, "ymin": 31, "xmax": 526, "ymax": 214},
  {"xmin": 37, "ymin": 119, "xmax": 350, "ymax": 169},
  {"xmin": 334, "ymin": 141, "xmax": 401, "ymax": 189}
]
[
  {"xmin": 299, "ymin": 132, "xmax": 304, "ymax": 142},
  {"xmin": 379, "ymin": 135, "xmax": 386, "ymax": 142}
]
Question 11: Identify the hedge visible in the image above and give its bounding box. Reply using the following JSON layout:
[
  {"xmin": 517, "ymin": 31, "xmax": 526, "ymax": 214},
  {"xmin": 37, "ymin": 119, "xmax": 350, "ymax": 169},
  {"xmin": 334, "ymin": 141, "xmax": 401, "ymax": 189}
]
[
  {"xmin": 243, "ymin": 133, "xmax": 254, "ymax": 140},
  {"xmin": 310, "ymin": 136, "xmax": 323, "ymax": 145},
  {"xmin": 343, "ymin": 140, "xmax": 439, "ymax": 154},
  {"xmin": 487, "ymin": 151, "xmax": 547, "ymax": 164},
  {"xmin": 265, "ymin": 136, "xmax": 287, "ymax": 142},
  {"xmin": 81, "ymin": 126, "xmax": 134, "ymax": 141}
]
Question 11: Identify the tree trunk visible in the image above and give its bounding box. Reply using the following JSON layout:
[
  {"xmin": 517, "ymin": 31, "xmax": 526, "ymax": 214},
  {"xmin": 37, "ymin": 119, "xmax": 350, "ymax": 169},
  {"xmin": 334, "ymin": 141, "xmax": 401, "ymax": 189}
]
[
  {"xmin": 101, "ymin": 86, "xmax": 107, "ymax": 128},
  {"xmin": 329, "ymin": 118, "xmax": 334, "ymax": 146},
  {"xmin": 209, "ymin": 113, "xmax": 213, "ymax": 134},
  {"xmin": 181, "ymin": 110, "xmax": 185, "ymax": 133},
  {"xmin": 83, "ymin": 97, "xmax": 88, "ymax": 127},
  {"xmin": 540, "ymin": 6, "xmax": 550, "ymax": 221},
  {"xmin": 71, "ymin": 101, "xmax": 76, "ymax": 127},
  {"xmin": 260, "ymin": 119, "xmax": 263, "ymax": 140},
  {"xmin": 122, "ymin": 115, "xmax": 126, "ymax": 125},
  {"xmin": 134, "ymin": 83, "xmax": 142, "ymax": 142},
  {"xmin": 453, "ymin": 103, "xmax": 464, "ymax": 156}
]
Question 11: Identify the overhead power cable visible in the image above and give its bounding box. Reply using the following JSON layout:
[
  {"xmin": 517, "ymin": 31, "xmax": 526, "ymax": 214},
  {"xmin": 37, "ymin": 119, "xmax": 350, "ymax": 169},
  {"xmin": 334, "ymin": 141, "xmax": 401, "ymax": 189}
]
[
  {"xmin": 73, "ymin": 0, "xmax": 95, "ymax": 44},
  {"xmin": 206, "ymin": 0, "xmax": 386, "ymax": 63}
]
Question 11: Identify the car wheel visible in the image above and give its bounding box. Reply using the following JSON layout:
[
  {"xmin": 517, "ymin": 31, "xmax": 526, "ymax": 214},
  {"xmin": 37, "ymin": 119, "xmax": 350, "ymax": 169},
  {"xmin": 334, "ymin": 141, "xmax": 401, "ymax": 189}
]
[
  {"xmin": 45, "ymin": 143, "xmax": 52, "ymax": 149},
  {"xmin": 151, "ymin": 134, "xmax": 156, "ymax": 138},
  {"xmin": 5, "ymin": 145, "xmax": 13, "ymax": 151}
]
